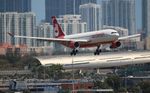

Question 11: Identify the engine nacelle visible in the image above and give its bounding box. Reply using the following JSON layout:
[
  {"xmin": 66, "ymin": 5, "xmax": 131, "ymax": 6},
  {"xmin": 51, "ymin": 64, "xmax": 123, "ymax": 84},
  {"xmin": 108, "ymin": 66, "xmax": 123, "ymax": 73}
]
[
  {"xmin": 69, "ymin": 42, "xmax": 80, "ymax": 48},
  {"xmin": 110, "ymin": 41, "xmax": 121, "ymax": 49}
]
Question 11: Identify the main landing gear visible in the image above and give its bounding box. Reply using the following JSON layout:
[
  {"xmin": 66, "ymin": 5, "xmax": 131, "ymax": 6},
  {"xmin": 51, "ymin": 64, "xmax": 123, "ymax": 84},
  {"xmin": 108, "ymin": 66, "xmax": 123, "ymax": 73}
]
[
  {"xmin": 94, "ymin": 46, "xmax": 102, "ymax": 55},
  {"xmin": 70, "ymin": 49, "xmax": 78, "ymax": 56}
]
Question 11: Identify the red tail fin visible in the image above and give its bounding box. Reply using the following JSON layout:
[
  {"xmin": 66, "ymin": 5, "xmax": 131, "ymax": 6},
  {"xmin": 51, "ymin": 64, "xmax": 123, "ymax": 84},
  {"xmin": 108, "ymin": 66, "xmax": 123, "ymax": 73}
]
[{"xmin": 51, "ymin": 16, "xmax": 65, "ymax": 38}]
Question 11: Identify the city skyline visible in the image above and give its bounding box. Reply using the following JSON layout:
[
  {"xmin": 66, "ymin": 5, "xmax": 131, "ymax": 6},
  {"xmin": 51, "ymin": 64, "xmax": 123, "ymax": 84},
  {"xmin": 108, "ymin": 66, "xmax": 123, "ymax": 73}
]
[
  {"xmin": 32, "ymin": 0, "xmax": 142, "ymax": 30},
  {"xmin": 0, "ymin": 0, "xmax": 148, "ymax": 54}
]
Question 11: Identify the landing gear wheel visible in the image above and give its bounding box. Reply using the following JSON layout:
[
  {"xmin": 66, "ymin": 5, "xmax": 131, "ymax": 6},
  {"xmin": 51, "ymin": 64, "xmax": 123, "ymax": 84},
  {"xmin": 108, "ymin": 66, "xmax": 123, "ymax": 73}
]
[
  {"xmin": 94, "ymin": 45, "xmax": 102, "ymax": 55},
  {"xmin": 76, "ymin": 50, "xmax": 78, "ymax": 53},
  {"xmin": 74, "ymin": 52, "xmax": 76, "ymax": 55},
  {"xmin": 70, "ymin": 52, "xmax": 73, "ymax": 56},
  {"xmin": 70, "ymin": 49, "xmax": 77, "ymax": 56},
  {"xmin": 99, "ymin": 49, "xmax": 102, "ymax": 53},
  {"xmin": 97, "ymin": 51, "xmax": 100, "ymax": 55},
  {"xmin": 94, "ymin": 50, "xmax": 100, "ymax": 55},
  {"xmin": 94, "ymin": 52, "xmax": 97, "ymax": 55}
]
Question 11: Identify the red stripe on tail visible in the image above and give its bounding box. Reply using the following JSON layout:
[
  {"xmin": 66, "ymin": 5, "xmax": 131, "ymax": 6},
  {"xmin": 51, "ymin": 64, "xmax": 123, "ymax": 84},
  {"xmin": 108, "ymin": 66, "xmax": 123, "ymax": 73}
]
[{"xmin": 51, "ymin": 16, "xmax": 65, "ymax": 38}]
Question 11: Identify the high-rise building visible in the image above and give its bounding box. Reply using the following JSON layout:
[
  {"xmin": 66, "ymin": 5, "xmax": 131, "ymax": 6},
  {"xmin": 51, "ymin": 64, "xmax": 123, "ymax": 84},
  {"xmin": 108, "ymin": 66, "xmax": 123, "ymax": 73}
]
[
  {"xmin": 57, "ymin": 15, "xmax": 87, "ymax": 34},
  {"xmin": 45, "ymin": 0, "xmax": 96, "ymax": 22},
  {"xmin": 102, "ymin": 0, "xmax": 136, "ymax": 35},
  {"xmin": 0, "ymin": 12, "xmax": 36, "ymax": 49},
  {"xmin": 36, "ymin": 23, "xmax": 53, "ymax": 47},
  {"xmin": 35, "ymin": 22, "xmax": 54, "ymax": 55},
  {"xmin": 142, "ymin": 0, "xmax": 150, "ymax": 37},
  {"xmin": 142, "ymin": 0, "xmax": 150, "ymax": 50},
  {"xmin": 0, "ymin": 0, "xmax": 31, "ymax": 12},
  {"xmin": 79, "ymin": 3, "xmax": 102, "ymax": 31}
]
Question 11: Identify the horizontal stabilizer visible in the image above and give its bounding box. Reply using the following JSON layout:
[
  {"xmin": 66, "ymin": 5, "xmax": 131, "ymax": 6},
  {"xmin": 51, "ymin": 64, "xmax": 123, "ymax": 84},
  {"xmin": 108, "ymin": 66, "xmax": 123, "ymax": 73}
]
[{"xmin": 7, "ymin": 32, "xmax": 14, "ymax": 37}]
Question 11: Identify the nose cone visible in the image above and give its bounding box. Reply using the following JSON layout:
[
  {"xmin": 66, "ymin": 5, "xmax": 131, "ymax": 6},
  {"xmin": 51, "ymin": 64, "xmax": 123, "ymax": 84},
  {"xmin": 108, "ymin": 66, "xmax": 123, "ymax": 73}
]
[{"xmin": 116, "ymin": 33, "xmax": 119, "ymax": 37}]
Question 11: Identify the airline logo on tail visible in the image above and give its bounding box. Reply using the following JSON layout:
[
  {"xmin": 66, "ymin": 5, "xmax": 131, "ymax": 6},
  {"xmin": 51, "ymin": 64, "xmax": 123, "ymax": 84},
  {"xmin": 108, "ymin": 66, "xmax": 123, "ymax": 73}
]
[
  {"xmin": 51, "ymin": 16, "xmax": 65, "ymax": 38},
  {"xmin": 54, "ymin": 23, "xmax": 59, "ymax": 37}
]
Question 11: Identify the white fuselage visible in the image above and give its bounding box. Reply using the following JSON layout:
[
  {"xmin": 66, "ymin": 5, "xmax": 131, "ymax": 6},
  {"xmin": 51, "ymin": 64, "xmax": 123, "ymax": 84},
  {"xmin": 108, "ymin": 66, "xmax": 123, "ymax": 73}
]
[{"xmin": 63, "ymin": 29, "xmax": 119, "ymax": 48}]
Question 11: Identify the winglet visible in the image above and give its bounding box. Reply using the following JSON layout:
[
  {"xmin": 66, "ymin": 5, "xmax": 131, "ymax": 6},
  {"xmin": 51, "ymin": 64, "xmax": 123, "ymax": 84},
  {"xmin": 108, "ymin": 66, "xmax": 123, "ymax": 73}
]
[{"xmin": 7, "ymin": 32, "xmax": 14, "ymax": 37}]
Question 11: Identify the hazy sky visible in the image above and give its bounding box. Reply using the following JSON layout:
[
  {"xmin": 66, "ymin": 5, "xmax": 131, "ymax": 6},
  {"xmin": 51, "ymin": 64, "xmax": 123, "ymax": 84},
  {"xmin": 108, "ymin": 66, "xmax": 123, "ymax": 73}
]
[
  {"xmin": 32, "ymin": 0, "xmax": 45, "ymax": 23},
  {"xmin": 32, "ymin": 0, "xmax": 142, "ymax": 29}
]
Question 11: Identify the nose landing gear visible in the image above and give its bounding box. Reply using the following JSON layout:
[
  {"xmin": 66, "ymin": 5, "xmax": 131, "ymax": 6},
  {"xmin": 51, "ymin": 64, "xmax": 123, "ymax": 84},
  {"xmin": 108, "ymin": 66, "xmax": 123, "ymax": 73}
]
[{"xmin": 94, "ymin": 45, "xmax": 102, "ymax": 55}]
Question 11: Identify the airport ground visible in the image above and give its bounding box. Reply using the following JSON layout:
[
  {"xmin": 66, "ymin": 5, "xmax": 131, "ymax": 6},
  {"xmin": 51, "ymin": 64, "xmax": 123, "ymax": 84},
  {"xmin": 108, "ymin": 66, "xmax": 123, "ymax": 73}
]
[{"xmin": 0, "ymin": 51, "xmax": 150, "ymax": 93}]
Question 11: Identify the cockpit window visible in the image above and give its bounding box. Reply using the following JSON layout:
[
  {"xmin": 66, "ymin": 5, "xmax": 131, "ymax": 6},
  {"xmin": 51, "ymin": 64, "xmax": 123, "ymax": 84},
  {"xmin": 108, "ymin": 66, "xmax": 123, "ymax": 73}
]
[{"xmin": 111, "ymin": 32, "xmax": 117, "ymax": 34}]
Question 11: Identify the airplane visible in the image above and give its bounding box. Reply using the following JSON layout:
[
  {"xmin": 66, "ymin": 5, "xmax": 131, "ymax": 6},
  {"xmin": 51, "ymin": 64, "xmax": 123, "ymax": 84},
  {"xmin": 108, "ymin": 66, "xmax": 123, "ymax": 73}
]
[{"xmin": 8, "ymin": 16, "xmax": 140, "ymax": 56}]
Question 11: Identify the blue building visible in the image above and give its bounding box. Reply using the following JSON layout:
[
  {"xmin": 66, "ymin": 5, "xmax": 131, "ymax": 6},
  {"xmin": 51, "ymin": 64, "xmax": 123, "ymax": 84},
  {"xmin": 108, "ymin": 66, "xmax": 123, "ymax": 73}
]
[
  {"xmin": 0, "ymin": 0, "xmax": 31, "ymax": 12},
  {"xmin": 45, "ymin": 0, "xmax": 97, "ymax": 22},
  {"xmin": 80, "ymin": 3, "xmax": 102, "ymax": 31},
  {"xmin": 142, "ymin": 0, "xmax": 150, "ymax": 50},
  {"xmin": 142, "ymin": 0, "xmax": 150, "ymax": 38},
  {"xmin": 102, "ymin": 0, "xmax": 136, "ymax": 35}
]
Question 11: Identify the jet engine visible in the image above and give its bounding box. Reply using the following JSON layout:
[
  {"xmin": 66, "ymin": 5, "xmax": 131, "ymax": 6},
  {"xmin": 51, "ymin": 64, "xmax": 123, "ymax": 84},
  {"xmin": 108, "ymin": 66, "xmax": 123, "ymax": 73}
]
[
  {"xmin": 110, "ymin": 41, "xmax": 121, "ymax": 48},
  {"xmin": 69, "ymin": 42, "xmax": 80, "ymax": 48}
]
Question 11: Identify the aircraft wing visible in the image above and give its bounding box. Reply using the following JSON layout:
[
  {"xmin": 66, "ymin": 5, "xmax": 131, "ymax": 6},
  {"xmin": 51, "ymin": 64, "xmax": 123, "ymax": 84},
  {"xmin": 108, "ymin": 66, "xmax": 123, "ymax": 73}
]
[
  {"xmin": 9, "ymin": 35, "xmax": 89, "ymax": 43},
  {"xmin": 118, "ymin": 34, "xmax": 140, "ymax": 40}
]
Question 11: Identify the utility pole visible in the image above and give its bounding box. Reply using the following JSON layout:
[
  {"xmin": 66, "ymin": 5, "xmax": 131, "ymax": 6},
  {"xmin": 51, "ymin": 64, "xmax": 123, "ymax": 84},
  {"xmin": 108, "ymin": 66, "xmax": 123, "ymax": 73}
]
[{"xmin": 72, "ymin": 57, "xmax": 75, "ymax": 93}]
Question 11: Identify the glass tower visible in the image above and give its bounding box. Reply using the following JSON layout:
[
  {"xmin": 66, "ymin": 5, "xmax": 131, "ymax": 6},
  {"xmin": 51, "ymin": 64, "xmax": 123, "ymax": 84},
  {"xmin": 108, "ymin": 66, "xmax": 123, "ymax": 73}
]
[
  {"xmin": 142, "ymin": 0, "xmax": 150, "ymax": 37},
  {"xmin": 45, "ymin": 0, "xmax": 96, "ymax": 22},
  {"xmin": 80, "ymin": 3, "xmax": 102, "ymax": 31},
  {"xmin": 0, "ymin": 0, "xmax": 31, "ymax": 12},
  {"xmin": 102, "ymin": 0, "xmax": 136, "ymax": 35}
]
